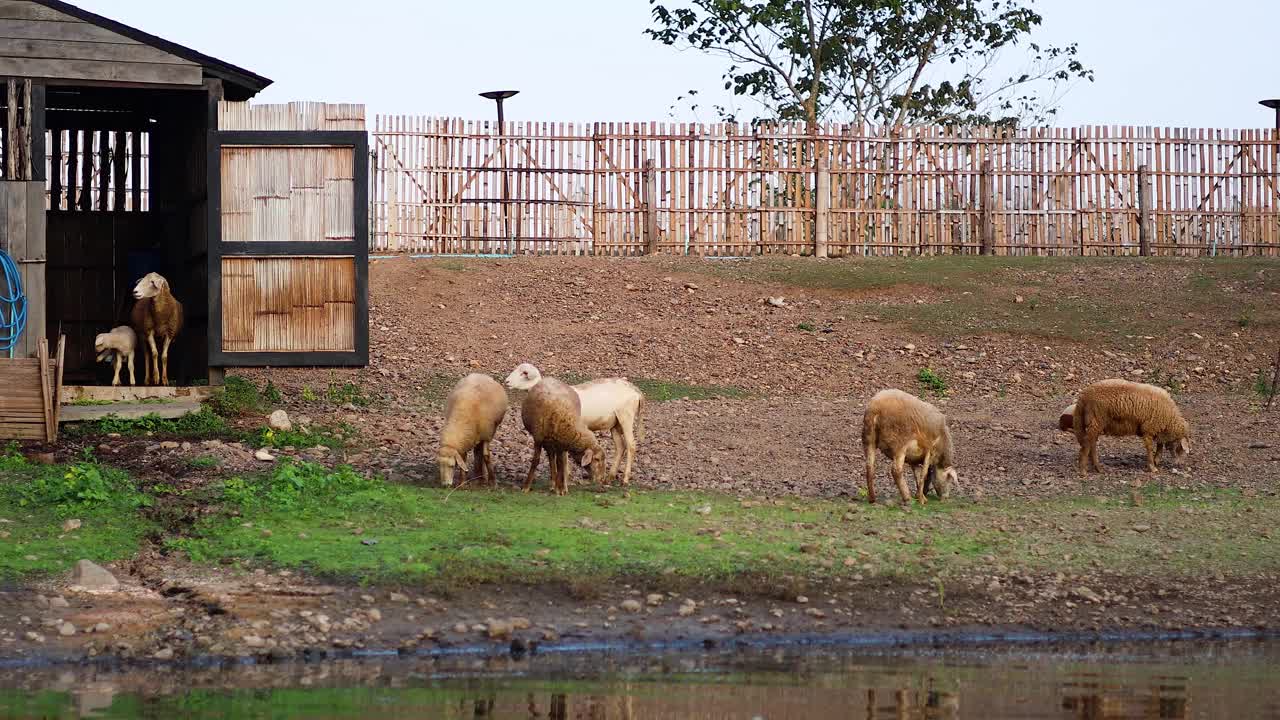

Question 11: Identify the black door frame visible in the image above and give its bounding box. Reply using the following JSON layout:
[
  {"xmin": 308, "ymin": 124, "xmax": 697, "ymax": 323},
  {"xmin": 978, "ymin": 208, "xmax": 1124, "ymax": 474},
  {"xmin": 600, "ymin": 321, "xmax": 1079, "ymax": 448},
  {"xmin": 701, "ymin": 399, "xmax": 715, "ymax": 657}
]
[{"xmin": 207, "ymin": 129, "xmax": 369, "ymax": 367}]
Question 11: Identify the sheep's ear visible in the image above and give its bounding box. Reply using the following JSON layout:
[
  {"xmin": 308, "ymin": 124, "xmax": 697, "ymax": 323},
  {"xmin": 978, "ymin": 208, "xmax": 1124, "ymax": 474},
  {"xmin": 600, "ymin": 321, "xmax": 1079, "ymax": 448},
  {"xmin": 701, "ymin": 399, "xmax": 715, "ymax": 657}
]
[
  {"xmin": 1179, "ymin": 438, "xmax": 1190, "ymax": 454},
  {"xmin": 454, "ymin": 451, "xmax": 469, "ymax": 473},
  {"xmin": 580, "ymin": 449, "xmax": 594, "ymax": 467}
]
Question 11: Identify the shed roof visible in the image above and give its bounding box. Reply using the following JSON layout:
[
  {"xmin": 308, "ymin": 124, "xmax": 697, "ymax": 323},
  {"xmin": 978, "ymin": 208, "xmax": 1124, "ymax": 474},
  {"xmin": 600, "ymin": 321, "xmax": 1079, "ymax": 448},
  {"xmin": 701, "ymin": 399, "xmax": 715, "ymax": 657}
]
[{"xmin": 32, "ymin": 0, "xmax": 272, "ymax": 100}]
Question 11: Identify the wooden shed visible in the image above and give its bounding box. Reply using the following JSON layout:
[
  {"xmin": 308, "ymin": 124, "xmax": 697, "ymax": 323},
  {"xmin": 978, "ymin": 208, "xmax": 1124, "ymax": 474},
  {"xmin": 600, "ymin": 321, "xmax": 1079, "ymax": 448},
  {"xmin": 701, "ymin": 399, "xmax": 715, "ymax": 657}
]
[{"xmin": 0, "ymin": 0, "xmax": 368, "ymax": 390}]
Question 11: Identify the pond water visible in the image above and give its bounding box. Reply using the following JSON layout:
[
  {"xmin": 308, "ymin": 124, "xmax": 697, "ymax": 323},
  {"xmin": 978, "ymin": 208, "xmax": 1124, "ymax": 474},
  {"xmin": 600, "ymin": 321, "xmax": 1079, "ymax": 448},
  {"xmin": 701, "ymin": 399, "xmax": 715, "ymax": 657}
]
[{"xmin": 3, "ymin": 640, "xmax": 1279, "ymax": 719}]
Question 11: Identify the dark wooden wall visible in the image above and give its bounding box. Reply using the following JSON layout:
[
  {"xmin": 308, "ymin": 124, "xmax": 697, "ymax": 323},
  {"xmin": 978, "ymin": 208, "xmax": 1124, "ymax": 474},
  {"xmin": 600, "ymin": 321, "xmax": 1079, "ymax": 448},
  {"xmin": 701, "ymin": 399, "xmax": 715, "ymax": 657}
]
[{"xmin": 0, "ymin": 1, "xmax": 201, "ymax": 87}]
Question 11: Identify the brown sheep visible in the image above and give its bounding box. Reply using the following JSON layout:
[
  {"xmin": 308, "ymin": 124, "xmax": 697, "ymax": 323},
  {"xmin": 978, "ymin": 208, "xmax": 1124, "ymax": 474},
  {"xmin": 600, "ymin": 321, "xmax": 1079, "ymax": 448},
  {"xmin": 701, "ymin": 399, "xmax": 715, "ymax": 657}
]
[
  {"xmin": 437, "ymin": 374, "xmax": 509, "ymax": 488},
  {"xmin": 130, "ymin": 272, "xmax": 184, "ymax": 386},
  {"xmin": 1072, "ymin": 379, "xmax": 1190, "ymax": 476},
  {"xmin": 862, "ymin": 389, "xmax": 958, "ymax": 506},
  {"xmin": 519, "ymin": 376, "xmax": 605, "ymax": 496}
]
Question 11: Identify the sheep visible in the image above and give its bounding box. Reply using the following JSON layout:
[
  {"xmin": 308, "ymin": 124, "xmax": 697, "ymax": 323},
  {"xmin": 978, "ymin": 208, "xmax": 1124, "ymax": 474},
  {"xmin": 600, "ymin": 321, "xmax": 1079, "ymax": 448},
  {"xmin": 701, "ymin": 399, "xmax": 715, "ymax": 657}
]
[
  {"xmin": 861, "ymin": 388, "xmax": 959, "ymax": 506},
  {"xmin": 505, "ymin": 363, "xmax": 645, "ymax": 486},
  {"xmin": 130, "ymin": 272, "xmax": 184, "ymax": 386},
  {"xmin": 1071, "ymin": 379, "xmax": 1190, "ymax": 476},
  {"xmin": 516, "ymin": 374, "xmax": 605, "ymax": 496},
  {"xmin": 94, "ymin": 325, "xmax": 138, "ymax": 387},
  {"xmin": 437, "ymin": 373, "xmax": 509, "ymax": 488}
]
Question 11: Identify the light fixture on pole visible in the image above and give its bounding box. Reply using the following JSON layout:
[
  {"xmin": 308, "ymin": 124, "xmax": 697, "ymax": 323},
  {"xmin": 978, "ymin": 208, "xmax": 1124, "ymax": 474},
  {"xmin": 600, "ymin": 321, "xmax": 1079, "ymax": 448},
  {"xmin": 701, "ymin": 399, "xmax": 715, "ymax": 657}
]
[{"xmin": 480, "ymin": 90, "xmax": 519, "ymax": 251}]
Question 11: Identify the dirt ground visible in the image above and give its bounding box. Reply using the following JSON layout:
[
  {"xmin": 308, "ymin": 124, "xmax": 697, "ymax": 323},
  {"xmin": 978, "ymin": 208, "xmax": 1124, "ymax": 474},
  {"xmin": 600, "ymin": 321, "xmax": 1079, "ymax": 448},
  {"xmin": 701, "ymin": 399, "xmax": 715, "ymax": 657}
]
[{"xmin": 4, "ymin": 255, "xmax": 1280, "ymax": 666}]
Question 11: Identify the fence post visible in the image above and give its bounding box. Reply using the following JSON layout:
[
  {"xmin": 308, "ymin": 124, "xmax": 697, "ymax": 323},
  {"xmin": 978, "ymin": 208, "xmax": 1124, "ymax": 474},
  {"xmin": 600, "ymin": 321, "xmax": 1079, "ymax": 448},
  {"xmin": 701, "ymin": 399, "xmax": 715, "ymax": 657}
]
[
  {"xmin": 642, "ymin": 159, "xmax": 658, "ymax": 255},
  {"xmin": 979, "ymin": 159, "xmax": 995, "ymax": 255},
  {"xmin": 1138, "ymin": 163, "xmax": 1153, "ymax": 256},
  {"xmin": 815, "ymin": 155, "xmax": 830, "ymax": 258}
]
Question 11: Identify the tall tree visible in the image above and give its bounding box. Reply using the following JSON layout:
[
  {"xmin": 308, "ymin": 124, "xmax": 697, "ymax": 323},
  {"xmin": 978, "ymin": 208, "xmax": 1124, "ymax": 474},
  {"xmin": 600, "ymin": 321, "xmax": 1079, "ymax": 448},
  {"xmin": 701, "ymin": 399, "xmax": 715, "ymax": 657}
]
[{"xmin": 646, "ymin": 0, "xmax": 1091, "ymax": 130}]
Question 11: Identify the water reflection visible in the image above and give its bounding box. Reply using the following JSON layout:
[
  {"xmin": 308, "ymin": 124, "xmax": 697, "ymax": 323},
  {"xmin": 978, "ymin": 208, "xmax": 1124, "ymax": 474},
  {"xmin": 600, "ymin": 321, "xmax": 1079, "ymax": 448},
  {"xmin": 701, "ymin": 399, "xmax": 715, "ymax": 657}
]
[{"xmin": 1, "ymin": 641, "xmax": 1278, "ymax": 719}]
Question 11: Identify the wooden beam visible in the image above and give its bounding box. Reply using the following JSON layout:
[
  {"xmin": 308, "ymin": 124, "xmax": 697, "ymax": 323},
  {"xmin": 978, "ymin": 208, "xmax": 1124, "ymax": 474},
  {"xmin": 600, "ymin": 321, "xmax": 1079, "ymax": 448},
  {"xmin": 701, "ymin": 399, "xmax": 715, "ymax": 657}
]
[
  {"xmin": 0, "ymin": 57, "xmax": 201, "ymax": 86},
  {"xmin": 97, "ymin": 128, "xmax": 110, "ymax": 211}
]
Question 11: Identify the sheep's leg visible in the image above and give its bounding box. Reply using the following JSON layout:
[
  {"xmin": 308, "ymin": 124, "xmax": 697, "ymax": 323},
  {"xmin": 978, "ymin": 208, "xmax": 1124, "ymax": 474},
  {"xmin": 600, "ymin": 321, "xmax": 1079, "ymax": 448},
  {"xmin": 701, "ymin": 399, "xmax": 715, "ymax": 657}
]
[
  {"xmin": 160, "ymin": 335, "xmax": 173, "ymax": 386},
  {"xmin": 619, "ymin": 421, "xmax": 637, "ymax": 487},
  {"xmin": 549, "ymin": 452, "xmax": 563, "ymax": 496},
  {"xmin": 915, "ymin": 451, "xmax": 932, "ymax": 505},
  {"xmin": 891, "ymin": 452, "xmax": 912, "ymax": 506},
  {"xmin": 864, "ymin": 448, "xmax": 878, "ymax": 505},
  {"xmin": 608, "ymin": 426, "xmax": 624, "ymax": 483},
  {"xmin": 126, "ymin": 351, "xmax": 135, "ymax": 386},
  {"xmin": 482, "ymin": 441, "xmax": 497, "ymax": 486},
  {"xmin": 558, "ymin": 451, "xmax": 570, "ymax": 495},
  {"xmin": 1089, "ymin": 436, "xmax": 1103, "ymax": 473},
  {"xmin": 471, "ymin": 446, "xmax": 485, "ymax": 484},
  {"xmin": 146, "ymin": 332, "xmax": 159, "ymax": 386},
  {"xmin": 1141, "ymin": 435, "xmax": 1159, "ymax": 473},
  {"xmin": 111, "ymin": 352, "xmax": 122, "ymax": 386},
  {"xmin": 522, "ymin": 443, "xmax": 542, "ymax": 493}
]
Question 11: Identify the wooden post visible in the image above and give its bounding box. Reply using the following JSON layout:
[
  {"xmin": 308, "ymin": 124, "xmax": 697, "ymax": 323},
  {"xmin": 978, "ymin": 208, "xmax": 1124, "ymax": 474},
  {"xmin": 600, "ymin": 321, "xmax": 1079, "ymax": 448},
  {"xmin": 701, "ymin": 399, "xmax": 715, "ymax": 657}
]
[
  {"xmin": 1138, "ymin": 163, "xmax": 1153, "ymax": 256},
  {"xmin": 979, "ymin": 159, "xmax": 995, "ymax": 255},
  {"xmin": 815, "ymin": 155, "xmax": 830, "ymax": 258},
  {"xmin": 642, "ymin": 158, "xmax": 658, "ymax": 254}
]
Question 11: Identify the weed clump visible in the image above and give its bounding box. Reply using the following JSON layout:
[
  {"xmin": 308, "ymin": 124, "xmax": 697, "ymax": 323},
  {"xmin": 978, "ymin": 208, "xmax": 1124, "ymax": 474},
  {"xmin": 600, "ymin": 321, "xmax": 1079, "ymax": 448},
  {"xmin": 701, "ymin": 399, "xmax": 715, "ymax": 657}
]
[{"xmin": 917, "ymin": 368, "xmax": 948, "ymax": 396}]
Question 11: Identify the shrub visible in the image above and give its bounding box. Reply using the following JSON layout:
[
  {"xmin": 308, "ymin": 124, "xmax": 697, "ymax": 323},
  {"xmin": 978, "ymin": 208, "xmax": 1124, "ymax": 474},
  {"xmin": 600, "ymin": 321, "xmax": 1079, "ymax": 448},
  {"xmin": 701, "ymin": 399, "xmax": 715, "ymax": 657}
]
[{"xmin": 917, "ymin": 368, "xmax": 948, "ymax": 396}]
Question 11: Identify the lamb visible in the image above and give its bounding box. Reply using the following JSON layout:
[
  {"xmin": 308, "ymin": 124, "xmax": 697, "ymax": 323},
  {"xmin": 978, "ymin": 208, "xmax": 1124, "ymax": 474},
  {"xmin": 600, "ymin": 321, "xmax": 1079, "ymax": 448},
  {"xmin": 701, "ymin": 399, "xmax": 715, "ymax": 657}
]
[
  {"xmin": 94, "ymin": 325, "xmax": 138, "ymax": 386},
  {"xmin": 130, "ymin": 272, "xmax": 184, "ymax": 386},
  {"xmin": 861, "ymin": 388, "xmax": 959, "ymax": 506},
  {"xmin": 505, "ymin": 363, "xmax": 645, "ymax": 486},
  {"xmin": 516, "ymin": 374, "xmax": 605, "ymax": 496},
  {"xmin": 1071, "ymin": 379, "xmax": 1190, "ymax": 476},
  {"xmin": 437, "ymin": 373, "xmax": 509, "ymax": 488}
]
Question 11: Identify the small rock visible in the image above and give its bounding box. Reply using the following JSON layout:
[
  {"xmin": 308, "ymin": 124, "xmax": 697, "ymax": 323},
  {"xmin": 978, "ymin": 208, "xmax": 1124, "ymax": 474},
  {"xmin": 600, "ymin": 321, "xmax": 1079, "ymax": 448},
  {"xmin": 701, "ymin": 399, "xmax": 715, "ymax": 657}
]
[
  {"xmin": 1014, "ymin": 295, "xmax": 1025, "ymax": 304},
  {"xmin": 1249, "ymin": 442, "xmax": 1272, "ymax": 450},
  {"xmin": 795, "ymin": 596, "xmax": 809, "ymax": 604},
  {"xmin": 48, "ymin": 596, "xmax": 69, "ymax": 609},
  {"xmin": 153, "ymin": 648, "xmax": 174, "ymax": 660},
  {"xmin": 23, "ymin": 632, "xmax": 44, "ymax": 643},
  {"xmin": 683, "ymin": 282, "xmax": 699, "ymax": 291},
  {"xmin": 692, "ymin": 504, "xmax": 712, "ymax": 516},
  {"xmin": 767, "ymin": 296, "xmax": 786, "ymax": 308},
  {"xmin": 254, "ymin": 448, "xmax": 276, "ymax": 462},
  {"xmin": 799, "ymin": 544, "xmax": 820, "ymax": 555},
  {"xmin": 1074, "ymin": 586, "xmax": 1103, "ymax": 603},
  {"xmin": 620, "ymin": 599, "xmax": 643, "ymax": 613},
  {"xmin": 486, "ymin": 619, "xmax": 513, "ymax": 638},
  {"xmin": 646, "ymin": 593, "xmax": 665, "ymax": 606},
  {"xmin": 677, "ymin": 601, "xmax": 697, "ymax": 617},
  {"xmin": 70, "ymin": 560, "xmax": 119, "ymax": 591},
  {"xmin": 1131, "ymin": 524, "xmax": 1151, "ymax": 533},
  {"xmin": 389, "ymin": 592, "xmax": 410, "ymax": 603},
  {"xmin": 509, "ymin": 617, "xmax": 532, "ymax": 630},
  {"xmin": 804, "ymin": 608, "xmax": 826, "ymax": 619},
  {"xmin": 243, "ymin": 635, "xmax": 266, "ymax": 648},
  {"xmin": 452, "ymin": 623, "xmax": 468, "ymax": 634},
  {"xmin": 93, "ymin": 622, "xmax": 111, "ymax": 633},
  {"xmin": 159, "ymin": 441, "xmax": 180, "ymax": 450},
  {"xmin": 360, "ymin": 594, "xmax": 375, "ymax": 604},
  {"xmin": 268, "ymin": 410, "xmax": 292, "ymax": 432},
  {"xmin": 58, "ymin": 622, "xmax": 75, "ymax": 637},
  {"xmin": 61, "ymin": 519, "xmax": 82, "ymax": 533},
  {"xmin": 367, "ymin": 609, "xmax": 382, "ymax": 622}
]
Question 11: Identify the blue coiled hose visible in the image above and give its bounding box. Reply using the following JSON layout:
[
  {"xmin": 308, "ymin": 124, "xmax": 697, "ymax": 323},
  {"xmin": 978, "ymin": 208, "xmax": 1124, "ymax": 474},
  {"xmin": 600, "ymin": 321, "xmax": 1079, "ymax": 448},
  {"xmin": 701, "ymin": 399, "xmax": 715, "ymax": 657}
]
[{"xmin": 0, "ymin": 248, "xmax": 26, "ymax": 358}]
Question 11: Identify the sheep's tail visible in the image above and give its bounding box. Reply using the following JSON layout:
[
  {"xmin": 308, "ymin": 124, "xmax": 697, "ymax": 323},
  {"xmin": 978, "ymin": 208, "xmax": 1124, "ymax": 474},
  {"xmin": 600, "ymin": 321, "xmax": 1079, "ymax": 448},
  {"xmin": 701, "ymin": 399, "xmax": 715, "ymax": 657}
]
[
  {"xmin": 861, "ymin": 407, "xmax": 878, "ymax": 457},
  {"xmin": 633, "ymin": 396, "xmax": 645, "ymax": 443}
]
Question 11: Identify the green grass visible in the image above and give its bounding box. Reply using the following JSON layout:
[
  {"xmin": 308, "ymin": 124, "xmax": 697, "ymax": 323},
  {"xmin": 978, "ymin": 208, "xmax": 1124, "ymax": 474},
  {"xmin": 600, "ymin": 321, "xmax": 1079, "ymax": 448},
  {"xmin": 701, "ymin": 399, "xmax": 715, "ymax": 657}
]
[
  {"xmin": 208, "ymin": 375, "xmax": 265, "ymax": 417},
  {"xmin": 63, "ymin": 407, "xmax": 230, "ymax": 440},
  {"xmin": 916, "ymin": 368, "xmax": 948, "ymax": 396},
  {"xmin": 694, "ymin": 256, "xmax": 1280, "ymax": 345},
  {"xmin": 421, "ymin": 372, "xmax": 751, "ymax": 408},
  {"xmin": 187, "ymin": 455, "xmax": 220, "ymax": 469},
  {"xmin": 169, "ymin": 462, "xmax": 1280, "ymax": 592},
  {"xmin": 0, "ymin": 453, "xmax": 154, "ymax": 579}
]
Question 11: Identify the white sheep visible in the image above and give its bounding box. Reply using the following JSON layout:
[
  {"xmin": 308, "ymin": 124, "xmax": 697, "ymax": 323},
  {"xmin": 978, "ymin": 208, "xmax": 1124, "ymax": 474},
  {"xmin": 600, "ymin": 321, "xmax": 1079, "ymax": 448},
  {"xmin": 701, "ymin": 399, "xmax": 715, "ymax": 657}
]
[
  {"xmin": 437, "ymin": 373, "xmax": 509, "ymax": 488},
  {"xmin": 505, "ymin": 363, "xmax": 645, "ymax": 486},
  {"xmin": 516, "ymin": 374, "xmax": 605, "ymax": 495},
  {"xmin": 1072, "ymin": 379, "xmax": 1190, "ymax": 476},
  {"xmin": 131, "ymin": 272, "xmax": 184, "ymax": 386},
  {"xmin": 94, "ymin": 325, "xmax": 138, "ymax": 386},
  {"xmin": 862, "ymin": 388, "xmax": 959, "ymax": 505}
]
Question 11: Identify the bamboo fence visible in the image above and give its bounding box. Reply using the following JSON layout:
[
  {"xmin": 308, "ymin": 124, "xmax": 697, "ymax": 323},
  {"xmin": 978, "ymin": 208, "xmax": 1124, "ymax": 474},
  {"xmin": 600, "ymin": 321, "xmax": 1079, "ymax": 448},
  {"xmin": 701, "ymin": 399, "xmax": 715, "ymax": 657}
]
[{"xmin": 373, "ymin": 118, "xmax": 1280, "ymax": 257}]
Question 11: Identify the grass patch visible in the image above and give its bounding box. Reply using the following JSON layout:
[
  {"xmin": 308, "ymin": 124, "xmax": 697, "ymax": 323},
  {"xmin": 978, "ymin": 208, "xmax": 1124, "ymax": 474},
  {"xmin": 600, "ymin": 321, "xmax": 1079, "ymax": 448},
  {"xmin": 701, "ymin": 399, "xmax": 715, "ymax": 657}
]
[
  {"xmin": 170, "ymin": 463, "xmax": 1280, "ymax": 591},
  {"xmin": 629, "ymin": 378, "xmax": 751, "ymax": 403},
  {"xmin": 325, "ymin": 381, "xmax": 371, "ymax": 407},
  {"xmin": 247, "ymin": 422, "xmax": 351, "ymax": 450},
  {"xmin": 209, "ymin": 375, "xmax": 264, "ymax": 417},
  {"xmin": 63, "ymin": 407, "xmax": 230, "ymax": 440},
  {"xmin": 0, "ymin": 452, "xmax": 154, "ymax": 579},
  {"xmin": 187, "ymin": 455, "xmax": 220, "ymax": 469},
  {"xmin": 694, "ymin": 257, "xmax": 1280, "ymax": 345},
  {"xmin": 916, "ymin": 368, "xmax": 948, "ymax": 396}
]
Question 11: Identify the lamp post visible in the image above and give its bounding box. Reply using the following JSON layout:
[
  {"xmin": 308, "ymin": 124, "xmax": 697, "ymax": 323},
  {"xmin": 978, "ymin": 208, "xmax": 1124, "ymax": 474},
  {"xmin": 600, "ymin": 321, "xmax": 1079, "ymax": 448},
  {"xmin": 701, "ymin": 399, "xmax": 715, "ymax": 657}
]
[{"xmin": 480, "ymin": 90, "xmax": 519, "ymax": 253}]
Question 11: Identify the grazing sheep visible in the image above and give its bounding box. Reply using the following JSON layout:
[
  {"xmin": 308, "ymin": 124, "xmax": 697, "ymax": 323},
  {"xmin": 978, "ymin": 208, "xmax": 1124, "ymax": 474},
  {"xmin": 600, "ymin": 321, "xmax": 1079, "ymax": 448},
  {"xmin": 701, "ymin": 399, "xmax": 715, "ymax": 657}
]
[
  {"xmin": 861, "ymin": 389, "xmax": 959, "ymax": 506},
  {"xmin": 94, "ymin": 325, "xmax": 138, "ymax": 386},
  {"xmin": 130, "ymin": 272, "xmax": 184, "ymax": 386},
  {"xmin": 506, "ymin": 363, "xmax": 645, "ymax": 486},
  {"xmin": 437, "ymin": 373, "xmax": 509, "ymax": 488},
  {"xmin": 1072, "ymin": 379, "xmax": 1190, "ymax": 476},
  {"xmin": 517, "ymin": 375, "xmax": 605, "ymax": 496}
]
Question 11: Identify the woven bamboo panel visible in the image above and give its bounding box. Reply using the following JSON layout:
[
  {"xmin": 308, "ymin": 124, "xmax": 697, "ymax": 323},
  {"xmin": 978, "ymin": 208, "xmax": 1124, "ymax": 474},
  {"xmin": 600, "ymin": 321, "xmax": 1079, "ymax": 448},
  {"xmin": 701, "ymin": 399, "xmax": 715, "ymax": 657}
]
[
  {"xmin": 221, "ymin": 146, "xmax": 355, "ymax": 242},
  {"xmin": 221, "ymin": 257, "xmax": 356, "ymax": 352},
  {"xmin": 218, "ymin": 101, "xmax": 366, "ymax": 131},
  {"xmin": 372, "ymin": 118, "xmax": 1280, "ymax": 257}
]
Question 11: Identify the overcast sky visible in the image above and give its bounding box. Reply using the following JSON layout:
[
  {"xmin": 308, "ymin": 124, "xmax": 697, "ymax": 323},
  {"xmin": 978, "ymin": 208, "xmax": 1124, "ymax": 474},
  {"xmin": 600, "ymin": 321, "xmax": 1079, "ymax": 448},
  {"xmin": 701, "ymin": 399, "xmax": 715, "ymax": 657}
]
[{"xmin": 71, "ymin": 0, "xmax": 1280, "ymax": 128}]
